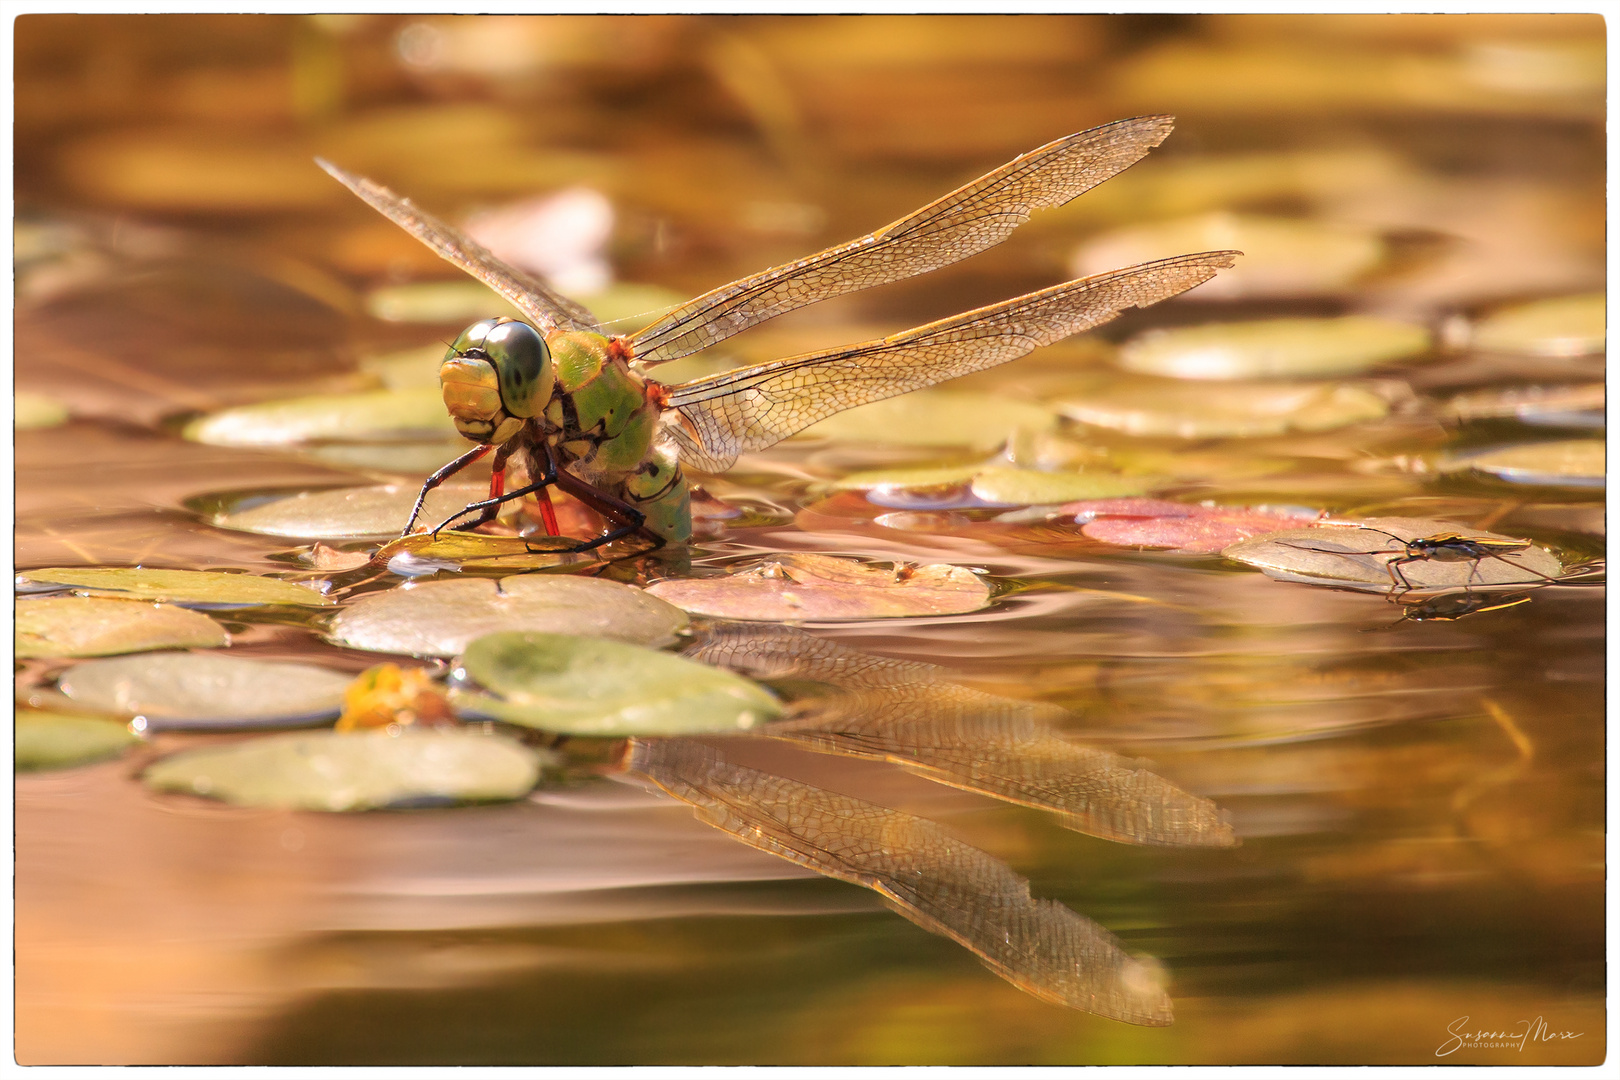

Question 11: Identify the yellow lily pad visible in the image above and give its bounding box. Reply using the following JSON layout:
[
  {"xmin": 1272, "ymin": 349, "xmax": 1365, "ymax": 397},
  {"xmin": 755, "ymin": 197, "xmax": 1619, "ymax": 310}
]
[
  {"xmin": 1117, "ymin": 317, "xmax": 1431, "ymax": 379},
  {"xmin": 798, "ymin": 389, "xmax": 1056, "ymax": 448},
  {"xmin": 16, "ymin": 597, "xmax": 228, "ymax": 659},
  {"xmin": 1055, "ymin": 374, "xmax": 1390, "ymax": 438},
  {"xmin": 830, "ymin": 464, "xmax": 982, "ymax": 492},
  {"xmin": 453, "ymin": 632, "xmax": 780, "ymax": 736},
  {"xmin": 1453, "ymin": 439, "xmax": 1605, "ymax": 487},
  {"xmin": 16, "ymin": 710, "xmax": 140, "ymax": 772},
  {"xmin": 184, "ymin": 387, "xmax": 456, "ymax": 447},
  {"xmin": 969, "ymin": 467, "xmax": 1151, "ymax": 506},
  {"xmin": 645, "ymin": 553, "xmax": 991, "ymax": 621},
  {"xmin": 1471, "ymin": 293, "xmax": 1605, "ymax": 357},
  {"xmin": 373, "ymin": 531, "xmax": 589, "ymax": 574},
  {"xmin": 328, "ymin": 574, "xmax": 689, "ymax": 657},
  {"xmin": 1442, "ymin": 383, "xmax": 1604, "ymax": 426},
  {"xmin": 143, "ymin": 728, "xmax": 547, "ymax": 811},
  {"xmin": 18, "ymin": 567, "xmax": 332, "ymax": 607}
]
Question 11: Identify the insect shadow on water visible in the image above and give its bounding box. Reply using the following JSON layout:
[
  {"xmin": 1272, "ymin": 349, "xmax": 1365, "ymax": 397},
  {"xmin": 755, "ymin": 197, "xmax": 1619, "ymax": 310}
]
[{"xmin": 317, "ymin": 115, "xmax": 1238, "ymax": 555}]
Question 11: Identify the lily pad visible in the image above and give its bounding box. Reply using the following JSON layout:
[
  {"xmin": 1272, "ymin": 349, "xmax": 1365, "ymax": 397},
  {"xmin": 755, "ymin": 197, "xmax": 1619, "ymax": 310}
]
[
  {"xmin": 645, "ymin": 553, "xmax": 991, "ymax": 621},
  {"xmin": 1117, "ymin": 317, "xmax": 1430, "ymax": 379},
  {"xmin": 1055, "ymin": 373, "xmax": 1390, "ymax": 438},
  {"xmin": 329, "ymin": 574, "xmax": 689, "ymax": 657},
  {"xmin": 373, "ymin": 531, "xmax": 589, "ymax": 576},
  {"xmin": 18, "ymin": 567, "xmax": 332, "ymax": 607},
  {"xmin": 1223, "ymin": 516, "xmax": 1564, "ymax": 593},
  {"xmin": 358, "ymin": 342, "xmax": 448, "ymax": 390},
  {"xmin": 16, "ymin": 597, "xmax": 229, "ymax": 659},
  {"xmin": 1062, "ymin": 497, "xmax": 1201, "ymax": 522},
  {"xmin": 1081, "ymin": 505, "xmax": 1323, "ymax": 554},
  {"xmin": 453, "ymin": 631, "xmax": 780, "ymax": 736},
  {"xmin": 969, "ymin": 467, "xmax": 1151, "ymax": 506},
  {"xmin": 16, "ymin": 710, "xmax": 140, "ymax": 771},
  {"xmin": 184, "ymin": 387, "xmax": 456, "ymax": 447},
  {"xmin": 1073, "ymin": 212, "xmax": 1384, "ymax": 299},
  {"xmin": 16, "ymin": 391, "xmax": 70, "ymax": 430},
  {"xmin": 1442, "ymin": 383, "xmax": 1604, "ymax": 427},
  {"xmin": 58, "ymin": 652, "xmax": 357, "ymax": 730},
  {"xmin": 1450, "ymin": 440, "xmax": 1605, "ymax": 488},
  {"xmin": 830, "ymin": 463, "xmax": 983, "ymax": 492},
  {"xmin": 1471, "ymin": 293, "xmax": 1604, "ymax": 357},
  {"xmin": 797, "ymin": 390, "xmax": 1056, "ymax": 448},
  {"xmin": 213, "ymin": 482, "xmax": 491, "ymax": 539},
  {"xmin": 143, "ymin": 728, "xmax": 546, "ymax": 811}
]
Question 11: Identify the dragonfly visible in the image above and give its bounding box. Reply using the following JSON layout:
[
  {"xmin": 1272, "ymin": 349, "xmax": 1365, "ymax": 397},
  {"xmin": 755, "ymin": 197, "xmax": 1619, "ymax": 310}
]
[{"xmin": 319, "ymin": 115, "xmax": 1238, "ymax": 551}]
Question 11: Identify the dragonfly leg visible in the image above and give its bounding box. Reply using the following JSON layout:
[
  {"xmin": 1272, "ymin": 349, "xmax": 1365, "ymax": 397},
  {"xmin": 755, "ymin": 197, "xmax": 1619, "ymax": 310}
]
[
  {"xmin": 550, "ymin": 463, "xmax": 664, "ymax": 553},
  {"xmin": 403, "ymin": 444, "xmax": 492, "ymax": 535},
  {"xmin": 429, "ymin": 445, "xmax": 560, "ymax": 535}
]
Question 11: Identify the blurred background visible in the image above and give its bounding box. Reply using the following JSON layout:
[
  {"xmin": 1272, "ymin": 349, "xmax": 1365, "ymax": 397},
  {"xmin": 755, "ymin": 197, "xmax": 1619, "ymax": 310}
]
[{"xmin": 13, "ymin": 13, "xmax": 1606, "ymax": 1066}]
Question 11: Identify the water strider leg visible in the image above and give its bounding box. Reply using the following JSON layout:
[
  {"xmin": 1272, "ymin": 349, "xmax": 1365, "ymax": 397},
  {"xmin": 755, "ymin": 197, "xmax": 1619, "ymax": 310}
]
[{"xmin": 403, "ymin": 444, "xmax": 491, "ymax": 535}]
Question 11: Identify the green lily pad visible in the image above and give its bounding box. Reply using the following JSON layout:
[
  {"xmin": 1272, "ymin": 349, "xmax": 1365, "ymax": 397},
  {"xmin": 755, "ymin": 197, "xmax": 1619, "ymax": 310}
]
[
  {"xmin": 797, "ymin": 390, "xmax": 1056, "ymax": 448},
  {"xmin": 329, "ymin": 574, "xmax": 689, "ymax": 657},
  {"xmin": 1223, "ymin": 516, "xmax": 1564, "ymax": 593},
  {"xmin": 58, "ymin": 652, "xmax": 357, "ymax": 730},
  {"xmin": 143, "ymin": 728, "xmax": 546, "ymax": 811},
  {"xmin": 1442, "ymin": 383, "xmax": 1604, "ymax": 426},
  {"xmin": 18, "ymin": 567, "xmax": 332, "ymax": 607},
  {"xmin": 1073, "ymin": 212, "xmax": 1384, "ymax": 299},
  {"xmin": 16, "ymin": 710, "xmax": 140, "ymax": 771},
  {"xmin": 374, "ymin": 531, "xmax": 590, "ymax": 574},
  {"xmin": 16, "ymin": 597, "xmax": 228, "ymax": 659},
  {"xmin": 830, "ymin": 463, "xmax": 982, "ymax": 492},
  {"xmin": 1055, "ymin": 373, "xmax": 1390, "ymax": 438},
  {"xmin": 1472, "ymin": 293, "xmax": 1605, "ymax": 357},
  {"xmin": 1117, "ymin": 317, "xmax": 1431, "ymax": 379},
  {"xmin": 1451, "ymin": 439, "xmax": 1605, "ymax": 487},
  {"xmin": 645, "ymin": 553, "xmax": 991, "ymax": 621},
  {"xmin": 454, "ymin": 632, "xmax": 780, "ymax": 736},
  {"xmin": 212, "ymin": 482, "xmax": 490, "ymax": 539},
  {"xmin": 16, "ymin": 391, "xmax": 70, "ymax": 430},
  {"xmin": 184, "ymin": 387, "xmax": 456, "ymax": 447},
  {"xmin": 366, "ymin": 280, "xmax": 524, "ymax": 324},
  {"xmin": 358, "ymin": 343, "xmax": 448, "ymax": 390},
  {"xmin": 969, "ymin": 467, "xmax": 1151, "ymax": 506}
]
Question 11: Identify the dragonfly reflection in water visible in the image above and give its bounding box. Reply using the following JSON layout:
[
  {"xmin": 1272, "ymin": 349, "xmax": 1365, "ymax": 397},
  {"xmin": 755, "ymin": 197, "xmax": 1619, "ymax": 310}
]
[
  {"xmin": 319, "ymin": 115, "xmax": 1237, "ymax": 549},
  {"xmin": 616, "ymin": 622, "xmax": 1237, "ymax": 1026}
]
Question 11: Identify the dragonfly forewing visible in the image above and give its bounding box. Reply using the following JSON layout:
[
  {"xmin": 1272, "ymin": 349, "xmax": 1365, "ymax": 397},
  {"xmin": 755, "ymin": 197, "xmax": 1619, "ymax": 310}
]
[
  {"xmin": 662, "ymin": 249, "xmax": 1239, "ymax": 473},
  {"xmin": 625, "ymin": 737, "xmax": 1175, "ymax": 1024},
  {"xmin": 316, "ymin": 158, "xmax": 602, "ymax": 335},
  {"xmin": 629, "ymin": 115, "xmax": 1177, "ymax": 365}
]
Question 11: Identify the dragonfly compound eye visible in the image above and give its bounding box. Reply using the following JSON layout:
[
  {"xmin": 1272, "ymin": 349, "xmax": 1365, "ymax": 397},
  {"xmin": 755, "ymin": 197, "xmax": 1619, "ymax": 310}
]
[
  {"xmin": 483, "ymin": 319, "xmax": 554, "ymax": 419},
  {"xmin": 439, "ymin": 318, "xmax": 556, "ymax": 444}
]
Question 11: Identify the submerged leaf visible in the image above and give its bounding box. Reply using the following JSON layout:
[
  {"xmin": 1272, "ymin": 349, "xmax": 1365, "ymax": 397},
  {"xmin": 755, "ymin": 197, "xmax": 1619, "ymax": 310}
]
[
  {"xmin": 1055, "ymin": 373, "xmax": 1390, "ymax": 438},
  {"xmin": 213, "ymin": 482, "xmax": 490, "ymax": 539},
  {"xmin": 16, "ymin": 597, "xmax": 228, "ymax": 659},
  {"xmin": 646, "ymin": 553, "xmax": 991, "ymax": 621},
  {"xmin": 1451, "ymin": 439, "xmax": 1605, "ymax": 487},
  {"xmin": 329, "ymin": 574, "xmax": 689, "ymax": 657},
  {"xmin": 798, "ymin": 390, "xmax": 1056, "ymax": 448},
  {"xmin": 184, "ymin": 387, "xmax": 456, "ymax": 447},
  {"xmin": 454, "ymin": 632, "xmax": 780, "ymax": 736},
  {"xmin": 16, "ymin": 710, "xmax": 140, "ymax": 771},
  {"xmin": 1471, "ymin": 293, "xmax": 1605, "ymax": 357},
  {"xmin": 1118, "ymin": 316, "xmax": 1430, "ymax": 379},
  {"xmin": 1223, "ymin": 516, "xmax": 1564, "ymax": 593},
  {"xmin": 58, "ymin": 652, "xmax": 356, "ymax": 730},
  {"xmin": 18, "ymin": 567, "xmax": 332, "ymax": 607},
  {"xmin": 143, "ymin": 728, "xmax": 545, "ymax": 811}
]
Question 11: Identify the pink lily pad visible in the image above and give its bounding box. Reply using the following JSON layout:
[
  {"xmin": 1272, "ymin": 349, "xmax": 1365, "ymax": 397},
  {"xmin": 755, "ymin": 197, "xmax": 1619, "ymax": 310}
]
[
  {"xmin": 1075, "ymin": 502, "xmax": 1324, "ymax": 554},
  {"xmin": 644, "ymin": 553, "xmax": 990, "ymax": 622}
]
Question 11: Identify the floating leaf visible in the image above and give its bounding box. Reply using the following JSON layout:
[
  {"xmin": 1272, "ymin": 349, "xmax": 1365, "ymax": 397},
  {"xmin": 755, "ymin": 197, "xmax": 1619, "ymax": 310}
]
[
  {"xmin": 830, "ymin": 463, "xmax": 982, "ymax": 492},
  {"xmin": 329, "ymin": 574, "xmax": 689, "ymax": 657},
  {"xmin": 336, "ymin": 664, "xmax": 455, "ymax": 732},
  {"xmin": 142, "ymin": 728, "xmax": 546, "ymax": 811},
  {"xmin": 1472, "ymin": 293, "xmax": 1605, "ymax": 357},
  {"xmin": 15, "ymin": 391, "xmax": 70, "ymax": 430},
  {"xmin": 645, "ymin": 553, "xmax": 991, "ymax": 621},
  {"xmin": 58, "ymin": 652, "xmax": 356, "ymax": 730},
  {"xmin": 16, "ymin": 710, "xmax": 140, "ymax": 771},
  {"xmin": 1443, "ymin": 383, "xmax": 1604, "ymax": 427},
  {"xmin": 18, "ymin": 567, "xmax": 332, "ymax": 607},
  {"xmin": 16, "ymin": 597, "xmax": 228, "ymax": 659},
  {"xmin": 1081, "ymin": 505, "xmax": 1322, "ymax": 554},
  {"xmin": 1073, "ymin": 212, "xmax": 1384, "ymax": 299},
  {"xmin": 1117, "ymin": 316, "xmax": 1430, "ymax": 379},
  {"xmin": 454, "ymin": 632, "xmax": 780, "ymax": 736},
  {"xmin": 212, "ymin": 482, "xmax": 490, "ymax": 539},
  {"xmin": 373, "ymin": 531, "xmax": 589, "ymax": 575},
  {"xmin": 184, "ymin": 387, "xmax": 456, "ymax": 447},
  {"xmin": 1223, "ymin": 516, "xmax": 1564, "ymax": 593},
  {"xmin": 969, "ymin": 467, "xmax": 1150, "ymax": 506},
  {"xmin": 798, "ymin": 390, "xmax": 1056, "ymax": 448},
  {"xmin": 1055, "ymin": 373, "xmax": 1390, "ymax": 438},
  {"xmin": 1451, "ymin": 439, "xmax": 1605, "ymax": 487},
  {"xmin": 1062, "ymin": 497, "xmax": 1200, "ymax": 521}
]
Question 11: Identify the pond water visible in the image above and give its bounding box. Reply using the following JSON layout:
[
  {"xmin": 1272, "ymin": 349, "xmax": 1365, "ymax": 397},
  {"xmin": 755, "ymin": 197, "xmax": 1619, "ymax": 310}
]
[{"xmin": 13, "ymin": 13, "xmax": 1606, "ymax": 1065}]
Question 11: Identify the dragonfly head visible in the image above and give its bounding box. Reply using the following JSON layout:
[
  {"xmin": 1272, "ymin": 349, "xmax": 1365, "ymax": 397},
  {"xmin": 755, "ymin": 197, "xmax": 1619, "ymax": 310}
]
[{"xmin": 439, "ymin": 317, "xmax": 555, "ymax": 444}]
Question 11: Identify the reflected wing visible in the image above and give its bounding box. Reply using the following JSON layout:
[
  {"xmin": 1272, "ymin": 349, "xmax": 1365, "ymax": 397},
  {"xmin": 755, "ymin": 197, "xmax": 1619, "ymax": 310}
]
[
  {"xmin": 317, "ymin": 159, "xmax": 602, "ymax": 335},
  {"xmin": 629, "ymin": 115, "xmax": 1177, "ymax": 365},
  {"xmin": 625, "ymin": 737, "xmax": 1173, "ymax": 1025},
  {"xmin": 662, "ymin": 250, "xmax": 1238, "ymax": 473}
]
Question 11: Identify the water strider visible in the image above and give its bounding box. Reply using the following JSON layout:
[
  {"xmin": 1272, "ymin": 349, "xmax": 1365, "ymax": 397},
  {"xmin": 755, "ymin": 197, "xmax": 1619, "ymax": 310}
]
[
  {"xmin": 319, "ymin": 115, "xmax": 1237, "ymax": 551},
  {"xmin": 1289, "ymin": 525, "xmax": 1557, "ymax": 594}
]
